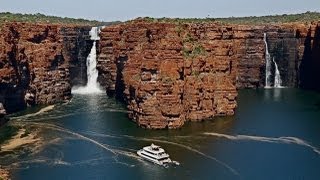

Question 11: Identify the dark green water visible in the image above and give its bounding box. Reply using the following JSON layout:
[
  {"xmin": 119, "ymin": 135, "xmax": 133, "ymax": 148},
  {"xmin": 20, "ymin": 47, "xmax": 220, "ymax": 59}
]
[{"xmin": 1, "ymin": 89, "xmax": 320, "ymax": 180}]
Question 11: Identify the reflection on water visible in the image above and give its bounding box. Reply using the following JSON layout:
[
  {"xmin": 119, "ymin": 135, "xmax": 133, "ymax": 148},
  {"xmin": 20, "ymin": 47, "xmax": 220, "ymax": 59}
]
[
  {"xmin": 1, "ymin": 89, "xmax": 320, "ymax": 180},
  {"xmin": 273, "ymin": 88, "xmax": 282, "ymax": 100},
  {"xmin": 263, "ymin": 88, "xmax": 284, "ymax": 102}
]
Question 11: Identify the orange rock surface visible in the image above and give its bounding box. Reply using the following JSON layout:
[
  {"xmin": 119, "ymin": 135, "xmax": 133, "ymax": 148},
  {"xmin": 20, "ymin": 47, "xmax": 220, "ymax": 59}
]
[
  {"xmin": 1, "ymin": 20, "xmax": 319, "ymax": 129},
  {"xmin": 98, "ymin": 20, "xmax": 320, "ymax": 129},
  {"xmin": 0, "ymin": 22, "xmax": 91, "ymax": 113}
]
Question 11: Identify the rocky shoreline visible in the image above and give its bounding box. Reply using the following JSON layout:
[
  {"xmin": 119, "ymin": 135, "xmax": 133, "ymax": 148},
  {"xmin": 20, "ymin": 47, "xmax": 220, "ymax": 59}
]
[{"xmin": 0, "ymin": 167, "xmax": 10, "ymax": 180}]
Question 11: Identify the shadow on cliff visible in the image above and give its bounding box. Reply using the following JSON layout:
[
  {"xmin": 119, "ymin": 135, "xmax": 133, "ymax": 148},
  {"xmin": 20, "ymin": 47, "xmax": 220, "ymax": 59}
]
[
  {"xmin": 1, "ymin": 26, "xmax": 29, "ymax": 113},
  {"xmin": 299, "ymin": 25, "xmax": 320, "ymax": 91},
  {"xmin": 115, "ymin": 56, "xmax": 128, "ymax": 102}
]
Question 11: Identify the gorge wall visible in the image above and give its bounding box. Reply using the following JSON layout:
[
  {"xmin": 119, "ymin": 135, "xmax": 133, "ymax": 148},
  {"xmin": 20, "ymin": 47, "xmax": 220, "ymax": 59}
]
[
  {"xmin": 0, "ymin": 20, "xmax": 319, "ymax": 129},
  {"xmin": 298, "ymin": 23, "xmax": 320, "ymax": 90},
  {"xmin": 0, "ymin": 22, "xmax": 92, "ymax": 116},
  {"xmin": 97, "ymin": 20, "xmax": 320, "ymax": 129},
  {"xmin": 62, "ymin": 26, "xmax": 93, "ymax": 87}
]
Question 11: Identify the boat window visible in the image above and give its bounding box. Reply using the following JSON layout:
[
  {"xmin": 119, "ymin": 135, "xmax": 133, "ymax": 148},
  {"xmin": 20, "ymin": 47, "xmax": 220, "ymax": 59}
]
[{"xmin": 141, "ymin": 152, "xmax": 163, "ymax": 160}]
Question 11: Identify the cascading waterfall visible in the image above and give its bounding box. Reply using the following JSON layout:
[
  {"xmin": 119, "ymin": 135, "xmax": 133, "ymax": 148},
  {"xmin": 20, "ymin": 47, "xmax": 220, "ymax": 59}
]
[
  {"xmin": 264, "ymin": 33, "xmax": 272, "ymax": 88},
  {"xmin": 264, "ymin": 33, "xmax": 283, "ymax": 88},
  {"xmin": 89, "ymin": 27, "xmax": 100, "ymax": 41},
  {"xmin": 72, "ymin": 27, "xmax": 103, "ymax": 94},
  {"xmin": 273, "ymin": 57, "xmax": 282, "ymax": 88}
]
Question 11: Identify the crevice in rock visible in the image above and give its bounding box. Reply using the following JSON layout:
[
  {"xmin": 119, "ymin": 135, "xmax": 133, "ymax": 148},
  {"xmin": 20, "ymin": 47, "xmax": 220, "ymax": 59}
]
[
  {"xmin": 299, "ymin": 28, "xmax": 314, "ymax": 89},
  {"xmin": 64, "ymin": 27, "xmax": 93, "ymax": 87},
  {"xmin": 27, "ymin": 27, "xmax": 49, "ymax": 43},
  {"xmin": 146, "ymin": 29, "xmax": 152, "ymax": 43},
  {"xmin": 115, "ymin": 55, "xmax": 128, "ymax": 101},
  {"xmin": 299, "ymin": 24, "xmax": 320, "ymax": 90}
]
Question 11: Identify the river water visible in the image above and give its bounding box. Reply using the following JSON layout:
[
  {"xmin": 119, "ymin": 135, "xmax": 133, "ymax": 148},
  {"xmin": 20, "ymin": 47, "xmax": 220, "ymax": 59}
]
[{"xmin": 0, "ymin": 89, "xmax": 320, "ymax": 180}]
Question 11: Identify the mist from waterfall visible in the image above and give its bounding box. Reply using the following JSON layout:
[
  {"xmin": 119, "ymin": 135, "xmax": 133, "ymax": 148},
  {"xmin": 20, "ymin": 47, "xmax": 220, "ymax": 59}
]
[
  {"xmin": 72, "ymin": 27, "xmax": 103, "ymax": 94},
  {"xmin": 264, "ymin": 33, "xmax": 283, "ymax": 88}
]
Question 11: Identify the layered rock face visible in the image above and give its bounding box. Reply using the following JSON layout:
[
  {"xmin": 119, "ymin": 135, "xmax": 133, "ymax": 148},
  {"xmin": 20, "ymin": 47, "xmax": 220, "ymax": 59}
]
[
  {"xmin": 1, "ymin": 20, "xmax": 318, "ymax": 129},
  {"xmin": 0, "ymin": 23, "xmax": 92, "ymax": 114},
  {"xmin": 236, "ymin": 26, "xmax": 299, "ymax": 88},
  {"xmin": 230, "ymin": 24, "xmax": 307, "ymax": 89},
  {"xmin": 98, "ymin": 21, "xmax": 239, "ymax": 129},
  {"xmin": 98, "ymin": 20, "xmax": 320, "ymax": 129},
  {"xmin": 237, "ymin": 22, "xmax": 320, "ymax": 89},
  {"xmin": 61, "ymin": 27, "xmax": 93, "ymax": 87}
]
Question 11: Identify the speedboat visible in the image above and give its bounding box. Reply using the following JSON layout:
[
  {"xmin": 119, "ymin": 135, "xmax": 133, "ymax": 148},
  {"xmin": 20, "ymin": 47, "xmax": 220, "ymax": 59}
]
[{"xmin": 137, "ymin": 144, "xmax": 179, "ymax": 166}]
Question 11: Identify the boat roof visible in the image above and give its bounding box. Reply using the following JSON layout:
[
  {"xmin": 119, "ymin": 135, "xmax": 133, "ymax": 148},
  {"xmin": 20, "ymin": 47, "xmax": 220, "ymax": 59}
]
[
  {"xmin": 151, "ymin": 143, "xmax": 159, "ymax": 148},
  {"xmin": 143, "ymin": 144, "xmax": 166, "ymax": 153}
]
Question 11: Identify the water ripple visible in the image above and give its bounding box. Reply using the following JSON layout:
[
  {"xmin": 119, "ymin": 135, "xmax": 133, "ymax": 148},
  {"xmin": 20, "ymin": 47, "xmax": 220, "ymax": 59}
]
[{"xmin": 203, "ymin": 132, "xmax": 320, "ymax": 155}]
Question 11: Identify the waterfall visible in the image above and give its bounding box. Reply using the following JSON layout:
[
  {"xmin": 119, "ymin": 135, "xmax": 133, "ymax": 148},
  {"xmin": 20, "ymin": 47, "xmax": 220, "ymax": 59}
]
[
  {"xmin": 273, "ymin": 57, "xmax": 282, "ymax": 88},
  {"xmin": 72, "ymin": 27, "xmax": 103, "ymax": 94},
  {"xmin": 264, "ymin": 33, "xmax": 283, "ymax": 88},
  {"xmin": 264, "ymin": 33, "xmax": 272, "ymax": 88},
  {"xmin": 89, "ymin": 27, "xmax": 100, "ymax": 40}
]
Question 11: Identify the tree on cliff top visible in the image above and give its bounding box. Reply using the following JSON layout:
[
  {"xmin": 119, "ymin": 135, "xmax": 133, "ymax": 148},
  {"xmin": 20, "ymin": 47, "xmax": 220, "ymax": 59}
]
[
  {"xmin": 135, "ymin": 11, "xmax": 320, "ymax": 25},
  {"xmin": 0, "ymin": 12, "xmax": 117, "ymax": 26}
]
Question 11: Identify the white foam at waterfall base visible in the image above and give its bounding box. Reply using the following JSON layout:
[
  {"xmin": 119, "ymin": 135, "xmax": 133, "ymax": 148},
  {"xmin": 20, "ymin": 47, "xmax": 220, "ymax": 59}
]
[{"xmin": 72, "ymin": 27, "xmax": 103, "ymax": 94}]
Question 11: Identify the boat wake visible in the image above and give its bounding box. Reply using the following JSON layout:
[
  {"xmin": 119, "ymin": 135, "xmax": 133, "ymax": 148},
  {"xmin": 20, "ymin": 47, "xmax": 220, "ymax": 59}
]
[
  {"xmin": 4, "ymin": 121, "xmax": 238, "ymax": 175},
  {"xmin": 26, "ymin": 122, "xmax": 118, "ymax": 155},
  {"xmin": 5, "ymin": 156, "xmax": 136, "ymax": 170},
  {"xmin": 120, "ymin": 135, "xmax": 239, "ymax": 176},
  {"xmin": 7, "ymin": 122, "xmax": 142, "ymax": 168},
  {"xmin": 85, "ymin": 131, "xmax": 239, "ymax": 175},
  {"xmin": 203, "ymin": 132, "xmax": 320, "ymax": 155}
]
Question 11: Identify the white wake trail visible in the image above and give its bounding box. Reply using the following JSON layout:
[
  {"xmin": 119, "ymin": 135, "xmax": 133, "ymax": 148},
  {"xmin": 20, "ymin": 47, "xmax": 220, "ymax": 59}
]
[
  {"xmin": 85, "ymin": 131, "xmax": 239, "ymax": 175},
  {"xmin": 121, "ymin": 135, "xmax": 240, "ymax": 176},
  {"xmin": 25, "ymin": 122, "xmax": 118, "ymax": 156},
  {"xmin": 15, "ymin": 122, "xmax": 140, "ymax": 167},
  {"xmin": 203, "ymin": 132, "xmax": 320, "ymax": 155}
]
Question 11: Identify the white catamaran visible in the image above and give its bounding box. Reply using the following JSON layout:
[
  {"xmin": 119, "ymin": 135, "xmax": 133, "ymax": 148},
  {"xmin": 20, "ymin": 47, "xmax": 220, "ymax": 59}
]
[{"xmin": 137, "ymin": 144, "xmax": 179, "ymax": 167}]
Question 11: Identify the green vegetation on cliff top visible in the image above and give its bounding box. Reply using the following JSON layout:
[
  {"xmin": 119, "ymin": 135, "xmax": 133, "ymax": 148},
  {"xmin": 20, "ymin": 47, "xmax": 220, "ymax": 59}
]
[
  {"xmin": 139, "ymin": 11, "xmax": 320, "ymax": 24},
  {"xmin": 0, "ymin": 12, "xmax": 116, "ymax": 26},
  {"xmin": 1, "ymin": 11, "xmax": 319, "ymax": 26}
]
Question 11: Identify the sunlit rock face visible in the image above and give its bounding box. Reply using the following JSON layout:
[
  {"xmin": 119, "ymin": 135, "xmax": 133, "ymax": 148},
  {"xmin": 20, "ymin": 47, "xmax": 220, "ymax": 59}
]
[
  {"xmin": 97, "ymin": 20, "xmax": 320, "ymax": 129},
  {"xmin": 98, "ymin": 21, "xmax": 238, "ymax": 129},
  {"xmin": 0, "ymin": 22, "xmax": 92, "ymax": 114},
  {"xmin": 0, "ymin": 20, "xmax": 319, "ymax": 129}
]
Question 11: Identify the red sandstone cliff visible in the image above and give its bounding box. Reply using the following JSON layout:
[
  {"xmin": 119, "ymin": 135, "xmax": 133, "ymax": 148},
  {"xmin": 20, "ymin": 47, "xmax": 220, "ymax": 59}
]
[
  {"xmin": 0, "ymin": 22, "xmax": 92, "ymax": 114},
  {"xmin": 98, "ymin": 21, "xmax": 239, "ymax": 129},
  {"xmin": 292, "ymin": 22, "xmax": 320, "ymax": 90},
  {"xmin": 1, "ymin": 20, "xmax": 318, "ymax": 129},
  {"xmin": 98, "ymin": 20, "xmax": 320, "ymax": 129}
]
